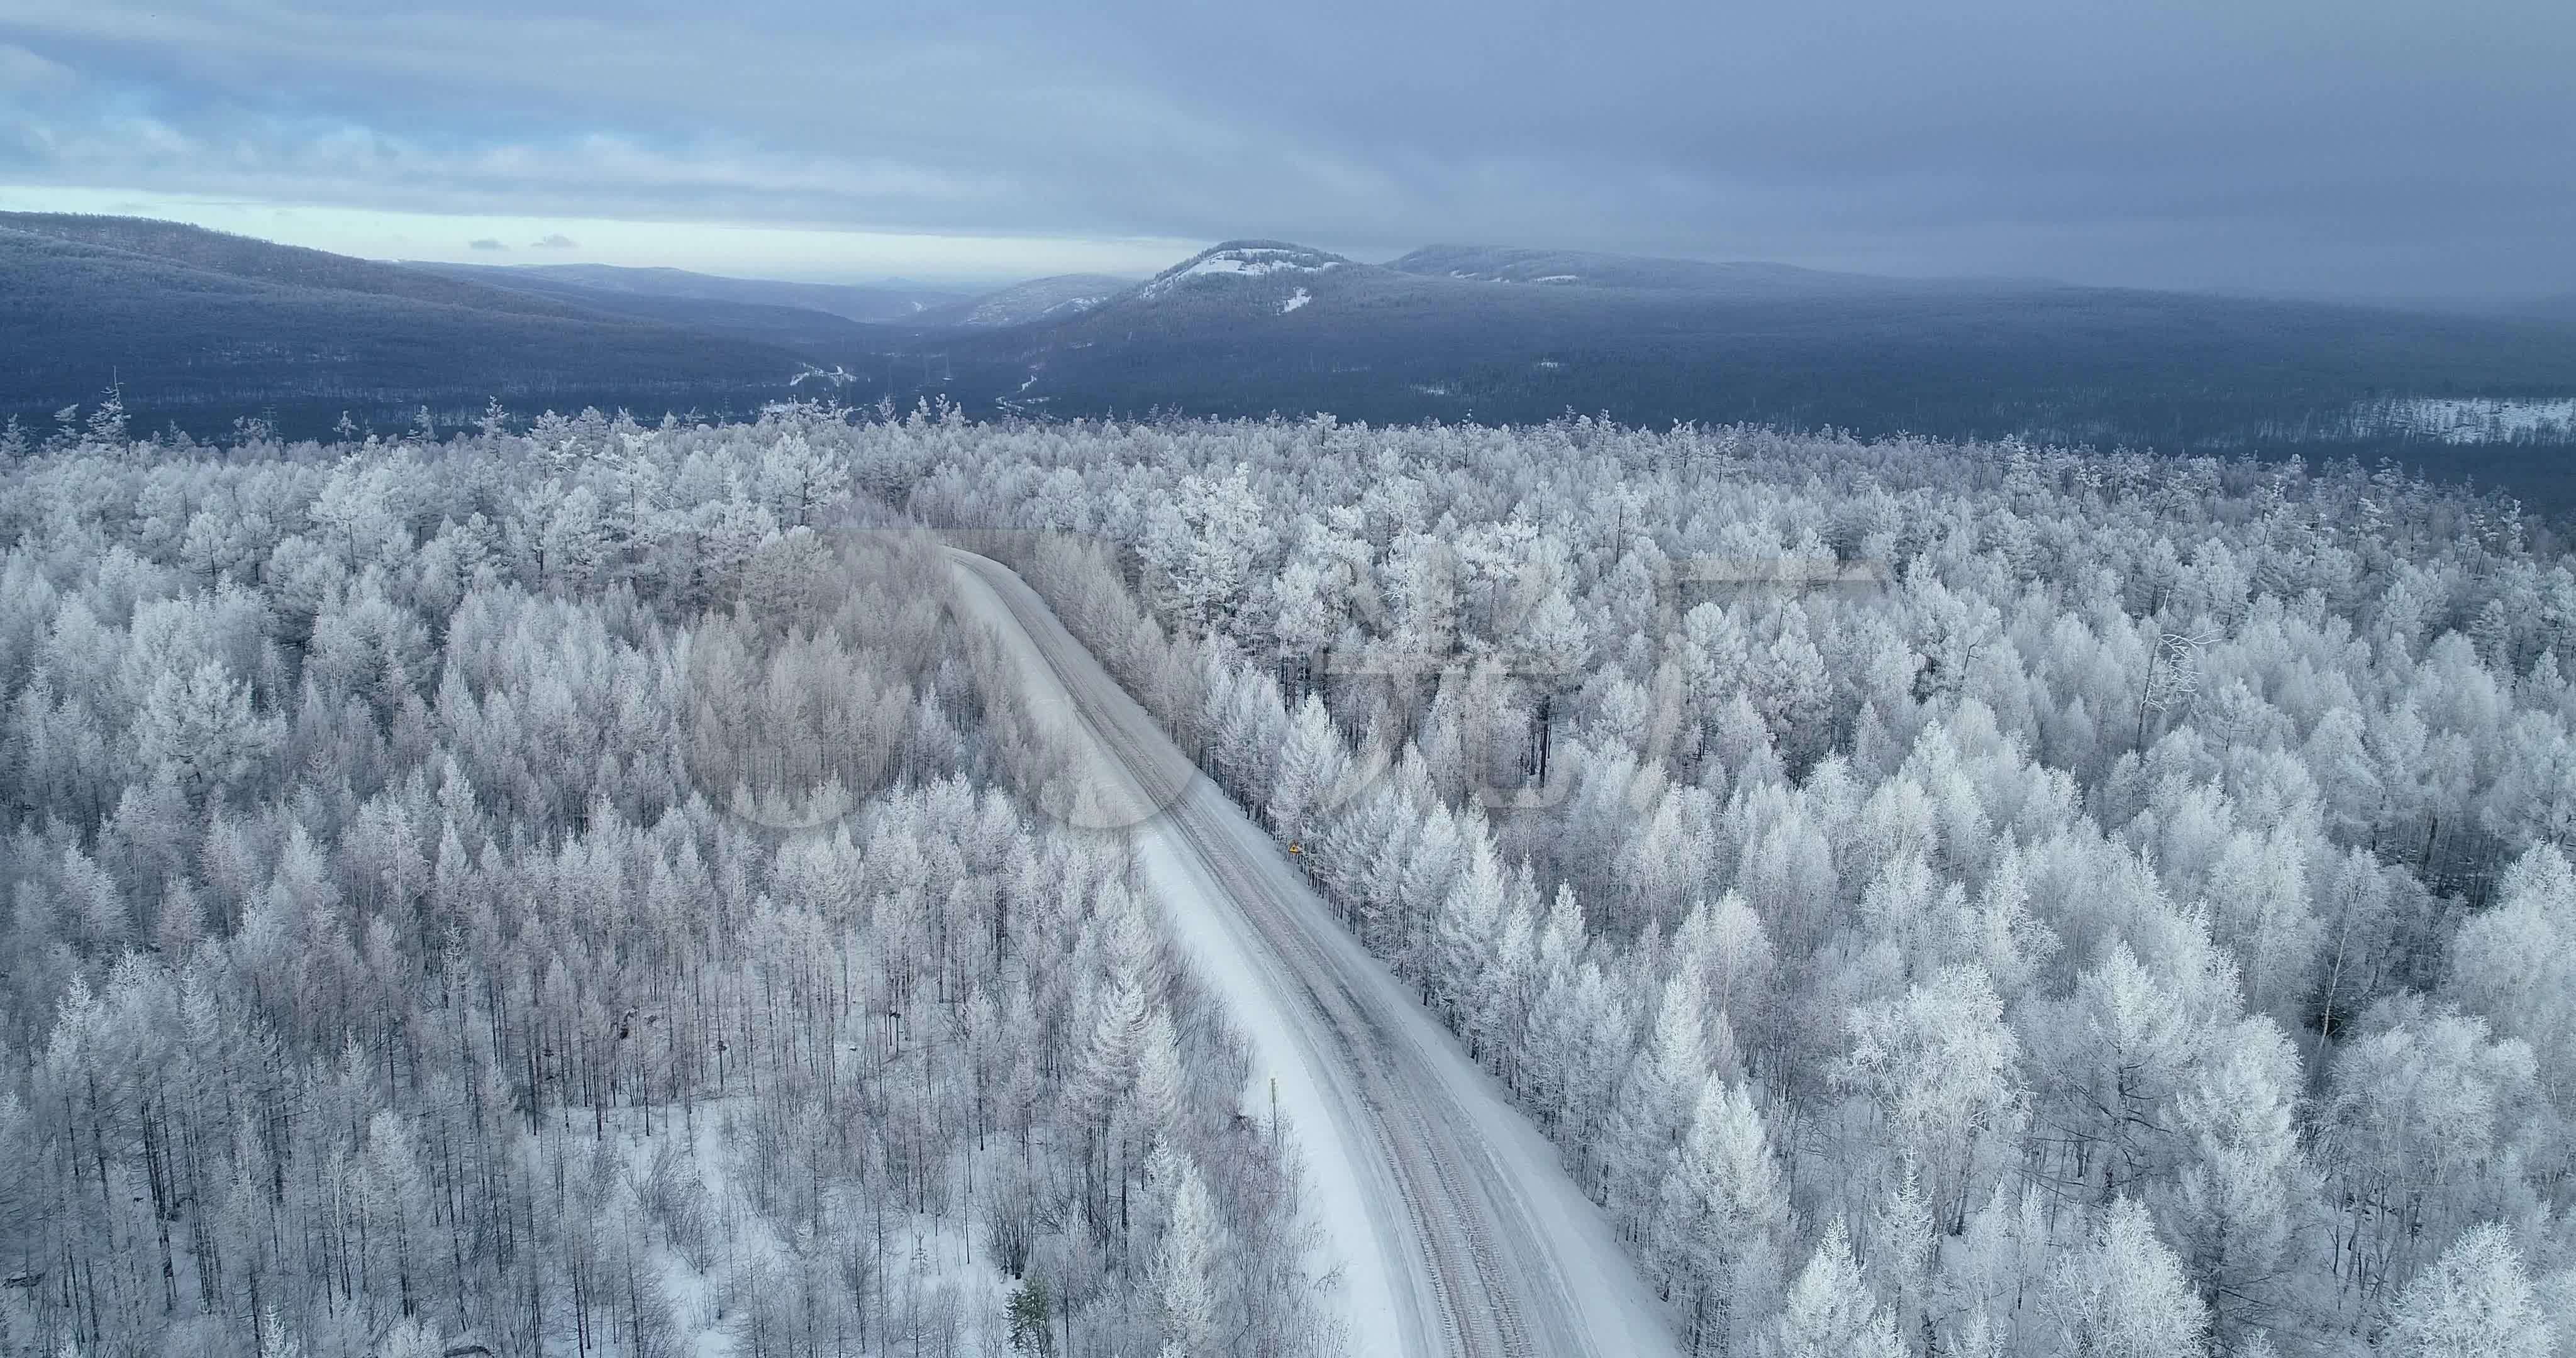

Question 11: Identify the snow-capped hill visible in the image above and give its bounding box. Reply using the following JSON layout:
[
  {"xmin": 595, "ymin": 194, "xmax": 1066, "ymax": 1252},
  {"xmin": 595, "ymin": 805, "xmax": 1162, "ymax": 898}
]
[{"xmin": 1137, "ymin": 241, "xmax": 1350, "ymax": 300}]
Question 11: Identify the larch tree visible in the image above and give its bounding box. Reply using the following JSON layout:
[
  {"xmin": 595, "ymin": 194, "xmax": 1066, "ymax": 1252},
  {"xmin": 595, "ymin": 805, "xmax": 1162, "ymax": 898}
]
[
  {"xmin": 1153, "ymin": 1152, "xmax": 1228, "ymax": 1357},
  {"xmin": 1268, "ymin": 693, "xmax": 1352, "ymax": 844},
  {"xmin": 1654, "ymin": 1076, "xmax": 1790, "ymax": 1356}
]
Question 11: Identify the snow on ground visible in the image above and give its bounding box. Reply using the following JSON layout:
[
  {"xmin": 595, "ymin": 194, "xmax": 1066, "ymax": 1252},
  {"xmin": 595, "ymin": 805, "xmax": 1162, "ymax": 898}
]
[
  {"xmin": 1530, "ymin": 274, "xmax": 1580, "ymax": 283},
  {"xmin": 579, "ymin": 1098, "xmax": 1011, "ymax": 1358},
  {"xmin": 1280, "ymin": 289, "xmax": 1313, "ymax": 314},
  {"xmin": 1130, "ymin": 827, "xmax": 1400, "ymax": 1358},
  {"xmin": 1179, "ymin": 251, "xmax": 1320, "ymax": 280},
  {"xmin": 944, "ymin": 553, "xmax": 1389, "ymax": 1356},
  {"xmin": 1140, "ymin": 247, "xmax": 1340, "ymax": 299},
  {"xmin": 945, "ymin": 547, "xmax": 1685, "ymax": 1358},
  {"xmin": 2350, "ymin": 395, "xmax": 2576, "ymax": 443}
]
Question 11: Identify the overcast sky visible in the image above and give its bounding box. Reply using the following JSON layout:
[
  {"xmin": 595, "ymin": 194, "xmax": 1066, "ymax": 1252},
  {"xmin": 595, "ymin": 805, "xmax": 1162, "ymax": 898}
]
[{"xmin": 1, "ymin": 0, "xmax": 2569, "ymax": 295}]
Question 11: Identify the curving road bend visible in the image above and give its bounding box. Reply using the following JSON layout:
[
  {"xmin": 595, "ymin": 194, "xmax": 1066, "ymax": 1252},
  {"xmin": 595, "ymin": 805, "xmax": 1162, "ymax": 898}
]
[{"xmin": 946, "ymin": 548, "xmax": 1682, "ymax": 1358}]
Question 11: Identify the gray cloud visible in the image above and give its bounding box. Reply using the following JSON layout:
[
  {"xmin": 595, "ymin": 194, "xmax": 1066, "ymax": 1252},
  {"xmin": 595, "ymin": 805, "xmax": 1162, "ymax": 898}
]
[
  {"xmin": 467, "ymin": 236, "xmax": 506, "ymax": 250},
  {"xmin": 1, "ymin": 0, "xmax": 2569, "ymax": 297},
  {"xmin": 530, "ymin": 232, "xmax": 577, "ymax": 248},
  {"xmin": 0, "ymin": 41, "xmax": 75, "ymax": 94}
]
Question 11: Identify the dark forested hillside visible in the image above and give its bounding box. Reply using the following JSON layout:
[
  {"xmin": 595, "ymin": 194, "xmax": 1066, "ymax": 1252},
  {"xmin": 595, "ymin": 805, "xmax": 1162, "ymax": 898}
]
[
  {"xmin": 0, "ymin": 215, "xmax": 810, "ymax": 434},
  {"xmin": 926, "ymin": 243, "xmax": 2576, "ymax": 508},
  {"xmin": 1, "ymin": 213, "xmax": 601, "ymax": 317},
  {"xmin": 402, "ymin": 259, "xmax": 934, "ymax": 359},
  {"xmin": 914, "ymin": 273, "xmax": 1136, "ymax": 327},
  {"xmin": 504, "ymin": 262, "xmax": 974, "ymax": 323},
  {"xmin": 13, "ymin": 218, "xmax": 2576, "ymax": 510}
]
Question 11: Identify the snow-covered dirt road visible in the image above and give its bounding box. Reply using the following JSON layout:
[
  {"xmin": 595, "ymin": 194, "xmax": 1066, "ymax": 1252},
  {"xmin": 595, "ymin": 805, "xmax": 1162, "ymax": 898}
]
[{"xmin": 946, "ymin": 548, "xmax": 1682, "ymax": 1358}]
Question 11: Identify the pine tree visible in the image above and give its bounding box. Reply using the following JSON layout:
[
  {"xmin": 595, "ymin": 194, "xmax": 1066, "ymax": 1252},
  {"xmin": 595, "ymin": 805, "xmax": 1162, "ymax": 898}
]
[
  {"xmin": 1072, "ymin": 977, "xmax": 1146, "ymax": 1132},
  {"xmin": 1266, "ymin": 693, "xmax": 1350, "ymax": 843},
  {"xmin": 1154, "ymin": 1156, "xmax": 1226, "ymax": 1355},
  {"xmin": 1432, "ymin": 829, "xmax": 1507, "ymax": 1035},
  {"xmin": 1136, "ymin": 1007, "xmax": 1187, "ymax": 1142},
  {"xmin": 1767, "ymin": 1220, "xmax": 1903, "ymax": 1358},
  {"xmin": 1613, "ymin": 974, "xmax": 1711, "ymax": 1251},
  {"xmin": 1008, "ymin": 1276, "xmax": 1056, "ymax": 1355}
]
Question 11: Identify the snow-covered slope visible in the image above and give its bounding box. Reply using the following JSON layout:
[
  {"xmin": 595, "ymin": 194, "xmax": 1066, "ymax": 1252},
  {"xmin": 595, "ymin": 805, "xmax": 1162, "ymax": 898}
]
[{"xmin": 1136, "ymin": 241, "xmax": 1350, "ymax": 301}]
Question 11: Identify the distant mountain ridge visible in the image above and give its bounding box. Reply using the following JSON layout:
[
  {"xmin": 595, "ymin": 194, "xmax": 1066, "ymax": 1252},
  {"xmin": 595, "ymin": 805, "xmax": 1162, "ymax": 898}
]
[
  {"xmin": 0, "ymin": 213, "xmax": 808, "ymax": 429},
  {"xmin": 497, "ymin": 263, "xmax": 972, "ymax": 324},
  {"xmin": 401, "ymin": 260, "xmax": 918, "ymax": 358},
  {"xmin": 13, "ymin": 215, "xmax": 2576, "ymax": 509},
  {"xmin": 5, "ymin": 213, "xmax": 599, "ymax": 320},
  {"xmin": 904, "ymin": 236, "xmax": 2576, "ymax": 506},
  {"xmin": 918, "ymin": 273, "xmax": 1137, "ymax": 326}
]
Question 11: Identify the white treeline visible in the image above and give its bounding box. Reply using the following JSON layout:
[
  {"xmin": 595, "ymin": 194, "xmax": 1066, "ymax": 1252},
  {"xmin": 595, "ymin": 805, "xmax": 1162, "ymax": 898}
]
[
  {"xmin": 0, "ymin": 402, "xmax": 1340, "ymax": 1358},
  {"xmin": 885, "ymin": 408, "xmax": 2575, "ymax": 1357}
]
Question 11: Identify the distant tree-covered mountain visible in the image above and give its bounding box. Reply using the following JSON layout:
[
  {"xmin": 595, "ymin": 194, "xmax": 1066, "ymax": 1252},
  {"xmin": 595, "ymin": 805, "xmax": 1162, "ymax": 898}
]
[
  {"xmin": 909, "ymin": 240, "xmax": 2576, "ymax": 505},
  {"xmin": 0, "ymin": 213, "xmax": 813, "ymax": 434},
  {"xmin": 401, "ymin": 260, "xmax": 936, "ymax": 359},
  {"xmin": 12, "ymin": 217, "xmax": 2576, "ymax": 509},
  {"xmin": 914, "ymin": 273, "xmax": 1136, "ymax": 326},
  {"xmin": 497, "ymin": 262, "xmax": 974, "ymax": 323},
  {"xmin": 4, "ymin": 213, "xmax": 599, "ymax": 318}
]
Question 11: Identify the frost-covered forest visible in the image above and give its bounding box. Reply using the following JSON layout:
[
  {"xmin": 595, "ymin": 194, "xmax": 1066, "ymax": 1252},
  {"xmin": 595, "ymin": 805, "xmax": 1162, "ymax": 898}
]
[
  {"xmin": 6, "ymin": 398, "xmax": 2576, "ymax": 1357},
  {"xmin": 906, "ymin": 410, "xmax": 2576, "ymax": 1357},
  {"xmin": 0, "ymin": 400, "xmax": 1340, "ymax": 1358}
]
